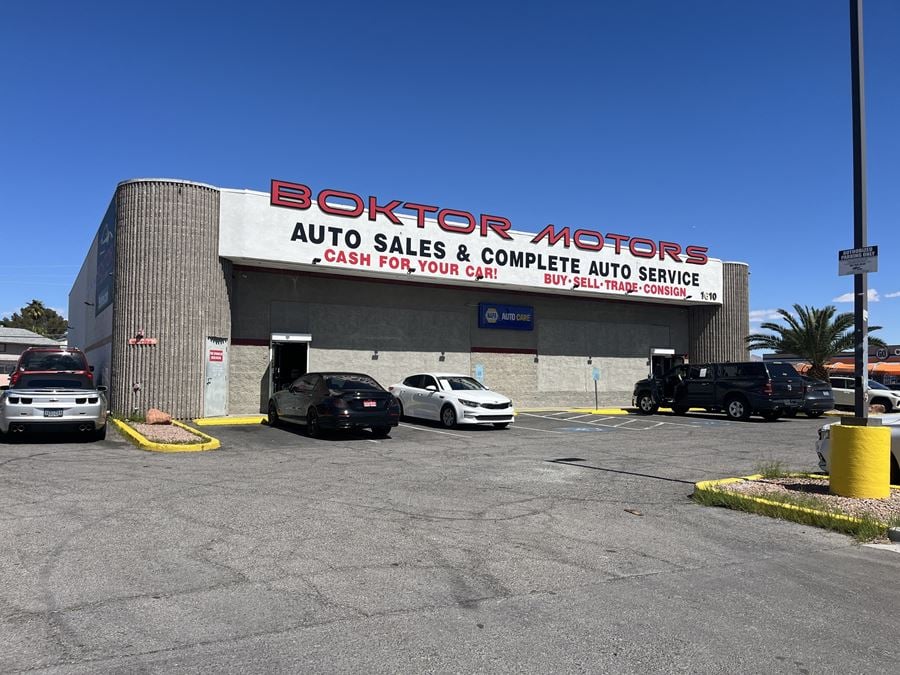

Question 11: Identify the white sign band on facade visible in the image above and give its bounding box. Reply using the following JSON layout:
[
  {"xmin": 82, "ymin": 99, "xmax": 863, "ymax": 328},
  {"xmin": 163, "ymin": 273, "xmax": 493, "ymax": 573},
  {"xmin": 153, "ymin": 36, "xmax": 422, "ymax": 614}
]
[{"xmin": 218, "ymin": 182, "xmax": 724, "ymax": 305}]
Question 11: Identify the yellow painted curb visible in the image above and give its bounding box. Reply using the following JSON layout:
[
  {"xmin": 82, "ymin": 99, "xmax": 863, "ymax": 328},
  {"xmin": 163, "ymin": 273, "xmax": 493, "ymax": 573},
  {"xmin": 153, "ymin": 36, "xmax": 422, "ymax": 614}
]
[
  {"xmin": 111, "ymin": 419, "xmax": 221, "ymax": 453},
  {"xmin": 693, "ymin": 473, "xmax": 894, "ymax": 527},
  {"xmin": 193, "ymin": 415, "xmax": 266, "ymax": 426}
]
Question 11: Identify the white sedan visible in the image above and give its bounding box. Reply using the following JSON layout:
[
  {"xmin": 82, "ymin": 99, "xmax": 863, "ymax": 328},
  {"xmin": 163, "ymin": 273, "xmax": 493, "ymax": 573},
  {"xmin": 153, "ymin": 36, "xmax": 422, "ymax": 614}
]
[
  {"xmin": 388, "ymin": 373, "xmax": 515, "ymax": 429},
  {"xmin": 816, "ymin": 413, "xmax": 900, "ymax": 484}
]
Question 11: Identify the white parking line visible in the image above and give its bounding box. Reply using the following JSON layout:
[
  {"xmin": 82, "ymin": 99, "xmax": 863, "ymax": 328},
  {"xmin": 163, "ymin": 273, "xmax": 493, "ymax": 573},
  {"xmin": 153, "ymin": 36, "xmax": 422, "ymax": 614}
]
[
  {"xmin": 508, "ymin": 424, "xmax": 575, "ymax": 435},
  {"xmin": 398, "ymin": 423, "xmax": 469, "ymax": 438},
  {"xmin": 518, "ymin": 411, "xmax": 708, "ymax": 430},
  {"xmin": 519, "ymin": 411, "xmax": 636, "ymax": 430}
]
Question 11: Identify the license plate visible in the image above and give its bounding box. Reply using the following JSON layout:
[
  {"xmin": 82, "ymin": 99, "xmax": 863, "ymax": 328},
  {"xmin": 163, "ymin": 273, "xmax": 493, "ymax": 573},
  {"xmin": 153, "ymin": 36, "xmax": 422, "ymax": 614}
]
[
  {"xmin": 363, "ymin": 400, "xmax": 376, "ymax": 408},
  {"xmin": 44, "ymin": 409, "xmax": 64, "ymax": 417}
]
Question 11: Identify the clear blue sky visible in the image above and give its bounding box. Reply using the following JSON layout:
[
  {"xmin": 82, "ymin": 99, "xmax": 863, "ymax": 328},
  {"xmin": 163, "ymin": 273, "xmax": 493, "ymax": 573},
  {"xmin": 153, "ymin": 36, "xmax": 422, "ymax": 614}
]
[{"xmin": 2, "ymin": 1, "xmax": 898, "ymax": 344}]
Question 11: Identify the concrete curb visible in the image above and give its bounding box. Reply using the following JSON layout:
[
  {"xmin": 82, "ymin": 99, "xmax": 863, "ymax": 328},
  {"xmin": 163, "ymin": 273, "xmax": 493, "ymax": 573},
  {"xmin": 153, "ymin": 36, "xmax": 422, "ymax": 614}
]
[
  {"xmin": 111, "ymin": 419, "xmax": 221, "ymax": 453},
  {"xmin": 193, "ymin": 415, "xmax": 266, "ymax": 426}
]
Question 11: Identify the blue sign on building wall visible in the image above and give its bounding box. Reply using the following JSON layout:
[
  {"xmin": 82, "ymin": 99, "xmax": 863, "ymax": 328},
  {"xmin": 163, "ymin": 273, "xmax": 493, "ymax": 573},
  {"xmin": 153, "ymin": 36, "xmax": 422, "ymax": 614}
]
[{"xmin": 478, "ymin": 303, "xmax": 534, "ymax": 331}]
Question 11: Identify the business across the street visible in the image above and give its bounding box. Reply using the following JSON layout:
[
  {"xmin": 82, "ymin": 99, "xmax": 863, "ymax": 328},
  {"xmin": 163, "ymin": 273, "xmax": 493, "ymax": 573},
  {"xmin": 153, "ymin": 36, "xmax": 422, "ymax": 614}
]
[{"xmin": 69, "ymin": 178, "xmax": 750, "ymax": 418}]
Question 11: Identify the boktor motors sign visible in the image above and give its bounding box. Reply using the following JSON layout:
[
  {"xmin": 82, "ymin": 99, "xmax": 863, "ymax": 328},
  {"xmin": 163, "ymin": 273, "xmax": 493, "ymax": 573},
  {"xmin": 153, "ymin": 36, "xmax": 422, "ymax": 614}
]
[{"xmin": 217, "ymin": 179, "xmax": 724, "ymax": 304}]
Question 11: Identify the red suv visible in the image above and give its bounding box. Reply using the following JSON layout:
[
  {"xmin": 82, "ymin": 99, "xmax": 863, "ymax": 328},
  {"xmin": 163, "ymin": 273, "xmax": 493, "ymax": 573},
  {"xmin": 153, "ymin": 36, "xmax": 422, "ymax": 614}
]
[{"xmin": 11, "ymin": 347, "xmax": 94, "ymax": 388}]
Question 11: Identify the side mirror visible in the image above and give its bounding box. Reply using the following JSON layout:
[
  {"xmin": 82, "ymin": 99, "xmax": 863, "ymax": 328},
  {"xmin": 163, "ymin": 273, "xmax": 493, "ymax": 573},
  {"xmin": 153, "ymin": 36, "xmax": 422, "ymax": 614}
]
[
  {"xmin": 97, "ymin": 385, "xmax": 107, "ymax": 392},
  {"xmin": 425, "ymin": 385, "xmax": 438, "ymax": 392},
  {"xmin": 89, "ymin": 365, "xmax": 95, "ymax": 372},
  {"xmin": 0, "ymin": 385, "xmax": 8, "ymax": 391}
]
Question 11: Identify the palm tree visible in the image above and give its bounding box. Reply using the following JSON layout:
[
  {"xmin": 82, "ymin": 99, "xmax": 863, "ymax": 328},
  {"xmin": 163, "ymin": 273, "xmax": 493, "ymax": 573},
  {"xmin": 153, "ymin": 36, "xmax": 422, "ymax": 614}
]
[
  {"xmin": 745, "ymin": 304, "xmax": 885, "ymax": 381},
  {"xmin": 24, "ymin": 299, "xmax": 45, "ymax": 334}
]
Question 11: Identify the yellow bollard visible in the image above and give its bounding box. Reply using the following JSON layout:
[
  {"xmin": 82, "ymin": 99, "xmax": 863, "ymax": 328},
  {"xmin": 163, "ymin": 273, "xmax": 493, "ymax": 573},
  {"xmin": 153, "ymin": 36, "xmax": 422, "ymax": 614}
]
[{"xmin": 830, "ymin": 424, "xmax": 891, "ymax": 498}]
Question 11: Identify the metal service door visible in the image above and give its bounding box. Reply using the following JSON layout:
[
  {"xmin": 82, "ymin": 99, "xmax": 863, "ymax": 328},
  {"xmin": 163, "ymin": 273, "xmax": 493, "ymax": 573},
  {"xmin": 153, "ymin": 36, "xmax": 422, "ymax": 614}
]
[{"xmin": 205, "ymin": 337, "xmax": 229, "ymax": 417}]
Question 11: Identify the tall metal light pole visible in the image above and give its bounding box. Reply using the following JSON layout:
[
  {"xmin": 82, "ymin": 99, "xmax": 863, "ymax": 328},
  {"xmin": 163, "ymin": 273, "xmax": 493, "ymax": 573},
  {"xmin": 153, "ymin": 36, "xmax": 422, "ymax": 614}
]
[{"xmin": 849, "ymin": 0, "xmax": 869, "ymax": 420}]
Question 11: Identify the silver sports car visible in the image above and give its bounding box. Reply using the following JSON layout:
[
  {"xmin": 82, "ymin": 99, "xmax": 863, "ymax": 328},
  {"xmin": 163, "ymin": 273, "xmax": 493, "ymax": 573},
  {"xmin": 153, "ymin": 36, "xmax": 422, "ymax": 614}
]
[{"xmin": 0, "ymin": 373, "xmax": 108, "ymax": 440}]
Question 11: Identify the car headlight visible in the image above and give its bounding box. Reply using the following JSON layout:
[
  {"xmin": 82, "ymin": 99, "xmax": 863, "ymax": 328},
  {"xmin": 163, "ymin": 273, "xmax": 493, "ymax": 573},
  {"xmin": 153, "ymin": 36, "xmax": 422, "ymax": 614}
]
[{"xmin": 458, "ymin": 398, "xmax": 479, "ymax": 408}]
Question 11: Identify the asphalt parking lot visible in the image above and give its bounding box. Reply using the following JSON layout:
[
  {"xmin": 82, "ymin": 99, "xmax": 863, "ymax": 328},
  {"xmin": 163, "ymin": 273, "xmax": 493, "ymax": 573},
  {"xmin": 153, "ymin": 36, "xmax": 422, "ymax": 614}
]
[{"xmin": 2, "ymin": 411, "xmax": 899, "ymax": 673}]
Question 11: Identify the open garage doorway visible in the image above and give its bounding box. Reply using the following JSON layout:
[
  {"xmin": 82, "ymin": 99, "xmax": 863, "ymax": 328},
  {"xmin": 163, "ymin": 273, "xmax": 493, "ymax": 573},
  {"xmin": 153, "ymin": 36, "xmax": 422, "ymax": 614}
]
[
  {"xmin": 649, "ymin": 347, "xmax": 684, "ymax": 378},
  {"xmin": 270, "ymin": 333, "xmax": 311, "ymax": 399}
]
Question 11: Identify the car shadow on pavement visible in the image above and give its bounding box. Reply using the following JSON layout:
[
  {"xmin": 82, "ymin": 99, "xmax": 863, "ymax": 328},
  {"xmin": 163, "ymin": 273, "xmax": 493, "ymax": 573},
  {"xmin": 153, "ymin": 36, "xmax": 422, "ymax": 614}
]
[
  {"xmin": 0, "ymin": 431, "xmax": 105, "ymax": 445},
  {"xmin": 652, "ymin": 411, "xmax": 792, "ymax": 423},
  {"xmin": 398, "ymin": 416, "xmax": 505, "ymax": 432},
  {"xmin": 264, "ymin": 421, "xmax": 395, "ymax": 442}
]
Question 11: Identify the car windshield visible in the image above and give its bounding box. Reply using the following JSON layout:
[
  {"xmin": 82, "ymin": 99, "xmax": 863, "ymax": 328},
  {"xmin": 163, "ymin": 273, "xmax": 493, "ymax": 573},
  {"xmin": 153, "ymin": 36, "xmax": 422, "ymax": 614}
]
[
  {"xmin": 438, "ymin": 376, "xmax": 487, "ymax": 391},
  {"xmin": 869, "ymin": 380, "xmax": 889, "ymax": 390},
  {"xmin": 324, "ymin": 374, "xmax": 383, "ymax": 392},
  {"xmin": 18, "ymin": 352, "xmax": 86, "ymax": 371}
]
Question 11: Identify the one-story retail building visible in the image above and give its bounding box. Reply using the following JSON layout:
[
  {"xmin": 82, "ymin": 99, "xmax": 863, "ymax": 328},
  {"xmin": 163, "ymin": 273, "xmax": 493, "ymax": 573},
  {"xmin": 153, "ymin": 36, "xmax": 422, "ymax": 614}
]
[{"xmin": 69, "ymin": 178, "xmax": 749, "ymax": 418}]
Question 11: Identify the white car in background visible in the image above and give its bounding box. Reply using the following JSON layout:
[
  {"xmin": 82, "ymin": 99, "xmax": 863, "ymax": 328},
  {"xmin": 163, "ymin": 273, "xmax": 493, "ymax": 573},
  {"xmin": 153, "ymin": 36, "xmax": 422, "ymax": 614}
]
[
  {"xmin": 816, "ymin": 413, "xmax": 900, "ymax": 485},
  {"xmin": 829, "ymin": 377, "xmax": 900, "ymax": 413},
  {"xmin": 388, "ymin": 373, "xmax": 515, "ymax": 429}
]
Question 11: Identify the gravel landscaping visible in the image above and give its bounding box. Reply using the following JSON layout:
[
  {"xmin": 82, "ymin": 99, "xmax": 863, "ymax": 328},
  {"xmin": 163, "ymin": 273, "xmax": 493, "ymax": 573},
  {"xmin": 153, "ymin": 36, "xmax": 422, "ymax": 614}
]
[
  {"xmin": 719, "ymin": 475, "xmax": 900, "ymax": 523},
  {"xmin": 130, "ymin": 422, "xmax": 206, "ymax": 444}
]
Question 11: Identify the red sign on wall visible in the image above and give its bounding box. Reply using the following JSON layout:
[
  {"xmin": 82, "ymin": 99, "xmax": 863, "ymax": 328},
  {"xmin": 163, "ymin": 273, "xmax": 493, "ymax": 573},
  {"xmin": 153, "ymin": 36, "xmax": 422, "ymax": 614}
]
[{"xmin": 209, "ymin": 349, "xmax": 224, "ymax": 362}]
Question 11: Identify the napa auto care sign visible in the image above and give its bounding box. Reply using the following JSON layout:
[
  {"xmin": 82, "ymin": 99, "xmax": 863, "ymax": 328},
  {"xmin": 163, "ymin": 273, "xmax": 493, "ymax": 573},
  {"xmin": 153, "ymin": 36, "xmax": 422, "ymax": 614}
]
[{"xmin": 217, "ymin": 179, "xmax": 724, "ymax": 304}]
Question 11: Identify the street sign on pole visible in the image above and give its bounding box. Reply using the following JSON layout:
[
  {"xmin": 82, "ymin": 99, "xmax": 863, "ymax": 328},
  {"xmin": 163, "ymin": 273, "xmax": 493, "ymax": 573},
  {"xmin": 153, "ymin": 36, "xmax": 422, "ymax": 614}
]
[{"xmin": 838, "ymin": 245, "xmax": 878, "ymax": 276}]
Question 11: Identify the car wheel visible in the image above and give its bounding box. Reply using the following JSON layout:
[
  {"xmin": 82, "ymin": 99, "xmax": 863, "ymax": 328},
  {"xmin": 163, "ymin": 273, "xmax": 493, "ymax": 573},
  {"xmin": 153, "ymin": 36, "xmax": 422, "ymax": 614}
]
[
  {"xmin": 93, "ymin": 425, "xmax": 107, "ymax": 441},
  {"xmin": 371, "ymin": 426, "xmax": 391, "ymax": 438},
  {"xmin": 761, "ymin": 410, "xmax": 779, "ymax": 422},
  {"xmin": 806, "ymin": 410, "xmax": 825, "ymax": 419},
  {"xmin": 637, "ymin": 391, "xmax": 658, "ymax": 414},
  {"xmin": 307, "ymin": 408, "xmax": 321, "ymax": 438},
  {"xmin": 267, "ymin": 401, "xmax": 280, "ymax": 427},
  {"xmin": 440, "ymin": 405, "xmax": 457, "ymax": 428},
  {"xmin": 870, "ymin": 398, "xmax": 892, "ymax": 413},
  {"xmin": 492, "ymin": 423, "xmax": 509, "ymax": 430},
  {"xmin": 891, "ymin": 456, "xmax": 899, "ymax": 485},
  {"xmin": 784, "ymin": 408, "xmax": 798, "ymax": 418},
  {"xmin": 725, "ymin": 396, "xmax": 750, "ymax": 421},
  {"xmin": 672, "ymin": 404, "xmax": 689, "ymax": 415},
  {"xmin": 397, "ymin": 400, "xmax": 405, "ymax": 420}
]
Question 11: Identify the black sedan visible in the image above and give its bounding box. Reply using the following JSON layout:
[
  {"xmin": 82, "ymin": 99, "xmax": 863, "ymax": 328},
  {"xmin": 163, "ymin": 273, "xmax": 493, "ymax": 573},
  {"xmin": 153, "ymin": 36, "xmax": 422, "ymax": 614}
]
[
  {"xmin": 267, "ymin": 372, "xmax": 400, "ymax": 437},
  {"xmin": 786, "ymin": 376, "xmax": 834, "ymax": 418}
]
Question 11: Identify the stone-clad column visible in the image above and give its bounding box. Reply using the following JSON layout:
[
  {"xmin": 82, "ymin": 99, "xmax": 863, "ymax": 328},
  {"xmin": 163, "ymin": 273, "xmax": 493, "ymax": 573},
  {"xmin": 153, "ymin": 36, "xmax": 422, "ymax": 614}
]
[
  {"xmin": 110, "ymin": 180, "xmax": 231, "ymax": 418},
  {"xmin": 688, "ymin": 262, "xmax": 749, "ymax": 363}
]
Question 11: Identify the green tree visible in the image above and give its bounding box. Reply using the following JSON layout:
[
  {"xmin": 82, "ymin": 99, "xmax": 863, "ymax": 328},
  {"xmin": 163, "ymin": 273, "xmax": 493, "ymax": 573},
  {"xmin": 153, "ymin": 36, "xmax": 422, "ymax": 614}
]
[
  {"xmin": 745, "ymin": 304, "xmax": 885, "ymax": 381},
  {"xmin": 1, "ymin": 299, "xmax": 68, "ymax": 339}
]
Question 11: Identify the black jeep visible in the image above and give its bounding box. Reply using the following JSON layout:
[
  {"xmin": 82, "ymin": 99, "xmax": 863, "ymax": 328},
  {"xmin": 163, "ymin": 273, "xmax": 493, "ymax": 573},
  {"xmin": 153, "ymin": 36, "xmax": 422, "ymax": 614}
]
[{"xmin": 632, "ymin": 361, "xmax": 804, "ymax": 422}]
